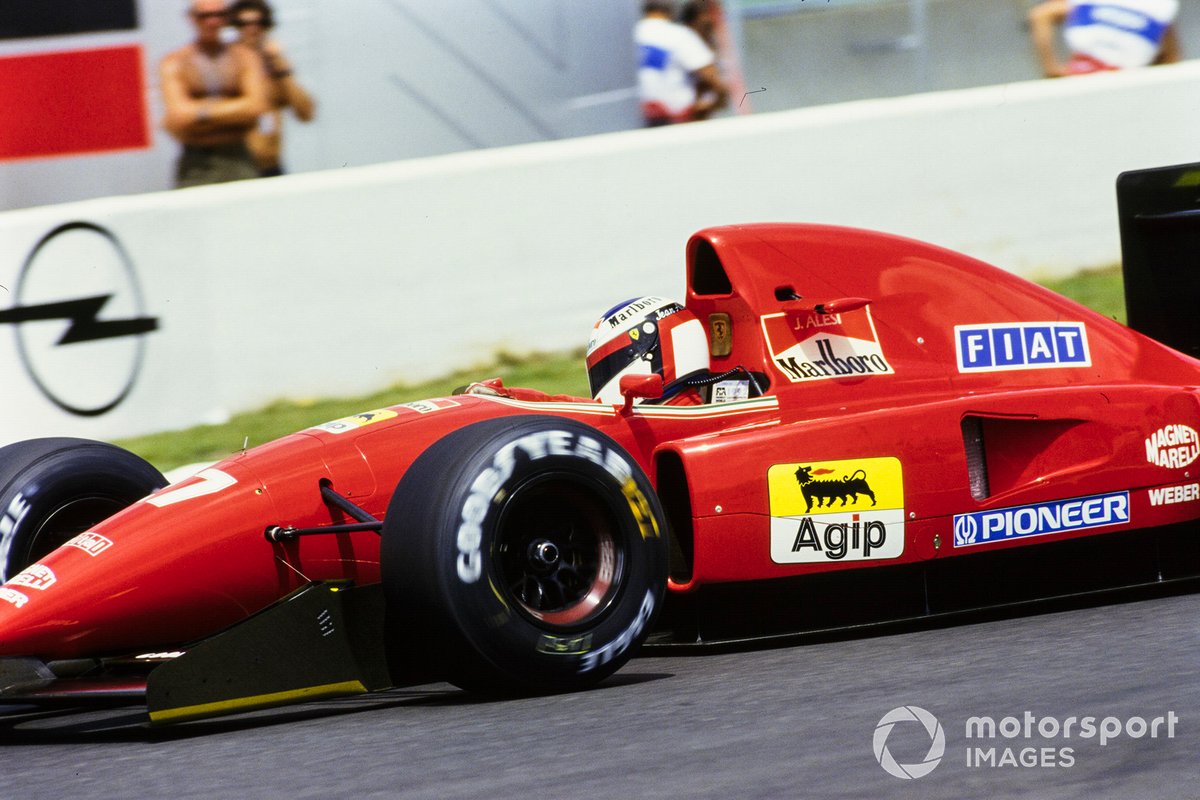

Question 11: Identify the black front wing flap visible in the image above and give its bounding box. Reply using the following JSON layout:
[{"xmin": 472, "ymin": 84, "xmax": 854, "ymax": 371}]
[{"xmin": 0, "ymin": 581, "xmax": 393, "ymax": 725}]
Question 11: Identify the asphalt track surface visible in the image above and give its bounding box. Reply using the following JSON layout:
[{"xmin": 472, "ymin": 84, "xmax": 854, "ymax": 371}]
[{"xmin": 2, "ymin": 587, "xmax": 1198, "ymax": 799}]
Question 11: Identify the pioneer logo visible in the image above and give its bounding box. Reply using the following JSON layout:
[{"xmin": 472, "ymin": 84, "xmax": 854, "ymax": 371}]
[
  {"xmin": 1, "ymin": 222, "xmax": 158, "ymax": 416},
  {"xmin": 953, "ymin": 492, "xmax": 1129, "ymax": 547}
]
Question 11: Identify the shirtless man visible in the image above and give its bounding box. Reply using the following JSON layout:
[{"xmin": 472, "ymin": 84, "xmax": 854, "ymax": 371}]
[{"xmin": 160, "ymin": 0, "xmax": 269, "ymax": 188}]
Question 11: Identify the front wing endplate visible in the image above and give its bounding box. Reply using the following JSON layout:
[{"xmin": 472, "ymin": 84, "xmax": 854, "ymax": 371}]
[{"xmin": 146, "ymin": 581, "xmax": 391, "ymax": 724}]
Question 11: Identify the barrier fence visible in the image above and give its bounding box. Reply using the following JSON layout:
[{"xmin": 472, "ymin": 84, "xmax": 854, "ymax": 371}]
[{"xmin": 2, "ymin": 62, "xmax": 1198, "ymax": 445}]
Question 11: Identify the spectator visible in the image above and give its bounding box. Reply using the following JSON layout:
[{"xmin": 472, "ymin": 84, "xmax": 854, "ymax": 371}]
[
  {"xmin": 229, "ymin": 0, "xmax": 316, "ymax": 177},
  {"xmin": 1028, "ymin": 0, "xmax": 1180, "ymax": 77},
  {"xmin": 160, "ymin": 0, "xmax": 269, "ymax": 188},
  {"xmin": 680, "ymin": 1, "xmax": 729, "ymax": 117},
  {"xmin": 635, "ymin": 0, "xmax": 728, "ymax": 126},
  {"xmin": 681, "ymin": 0, "xmax": 718, "ymax": 47}
]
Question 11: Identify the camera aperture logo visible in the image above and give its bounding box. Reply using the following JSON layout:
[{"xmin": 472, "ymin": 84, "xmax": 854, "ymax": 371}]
[{"xmin": 873, "ymin": 706, "xmax": 945, "ymax": 779}]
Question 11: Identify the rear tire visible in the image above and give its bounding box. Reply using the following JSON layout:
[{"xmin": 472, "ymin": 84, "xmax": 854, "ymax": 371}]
[
  {"xmin": 0, "ymin": 438, "xmax": 167, "ymax": 582},
  {"xmin": 382, "ymin": 416, "xmax": 668, "ymax": 693}
]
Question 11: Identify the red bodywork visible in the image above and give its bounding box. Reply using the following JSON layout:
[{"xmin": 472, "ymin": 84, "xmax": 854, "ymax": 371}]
[{"xmin": 1, "ymin": 223, "xmax": 1199, "ymax": 660}]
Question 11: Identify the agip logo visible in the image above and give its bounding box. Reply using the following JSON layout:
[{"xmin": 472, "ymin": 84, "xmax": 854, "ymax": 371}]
[
  {"xmin": 1, "ymin": 222, "xmax": 158, "ymax": 416},
  {"xmin": 768, "ymin": 456, "xmax": 905, "ymax": 563}
]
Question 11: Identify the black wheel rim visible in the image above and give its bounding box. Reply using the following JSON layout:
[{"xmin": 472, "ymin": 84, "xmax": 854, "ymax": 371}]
[
  {"xmin": 22, "ymin": 495, "xmax": 126, "ymax": 565},
  {"xmin": 494, "ymin": 475, "xmax": 626, "ymax": 628}
]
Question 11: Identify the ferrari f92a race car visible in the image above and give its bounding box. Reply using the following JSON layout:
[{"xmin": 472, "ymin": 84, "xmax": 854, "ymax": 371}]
[{"xmin": 1, "ymin": 164, "xmax": 1198, "ymax": 724}]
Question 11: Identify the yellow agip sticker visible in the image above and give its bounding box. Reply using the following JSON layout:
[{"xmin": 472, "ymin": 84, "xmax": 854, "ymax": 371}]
[
  {"xmin": 767, "ymin": 456, "xmax": 904, "ymax": 564},
  {"xmin": 312, "ymin": 409, "xmax": 399, "ymax": 435}
]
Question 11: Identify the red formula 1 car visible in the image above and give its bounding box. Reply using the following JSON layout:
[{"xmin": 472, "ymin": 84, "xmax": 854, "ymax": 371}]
[{"xmin": 1, "ymin": 165, "xmax": 1198, "ymax": 724}]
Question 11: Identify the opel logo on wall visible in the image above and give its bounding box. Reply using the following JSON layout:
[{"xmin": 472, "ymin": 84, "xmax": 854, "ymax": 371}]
[{"xmin": 0, "ymin": 222, "xmax": 159, "ymax": 417}]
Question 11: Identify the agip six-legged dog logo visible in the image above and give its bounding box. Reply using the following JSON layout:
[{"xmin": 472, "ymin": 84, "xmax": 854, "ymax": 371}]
[
  {"xmin": 793, "ymin": 465, "xmax": 877, "ymax": 513},
  {"xmin": 768, "ymin": 457, "xmax": 904, "ymax": 564}
]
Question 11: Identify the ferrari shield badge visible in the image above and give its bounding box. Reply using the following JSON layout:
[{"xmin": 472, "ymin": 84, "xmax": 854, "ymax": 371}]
[{"xmin": 708, "ymin": 312, "xmax": 732, "ymax": 358}]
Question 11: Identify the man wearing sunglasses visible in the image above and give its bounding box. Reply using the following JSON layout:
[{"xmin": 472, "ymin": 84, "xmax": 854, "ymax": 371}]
[
  {"xmin": 229, "ymin": 0, "xmax": 316, "ymax": 177},
  {"xmin": 160, "ymin": 0, "xmax": 269, "ymax": 188}
]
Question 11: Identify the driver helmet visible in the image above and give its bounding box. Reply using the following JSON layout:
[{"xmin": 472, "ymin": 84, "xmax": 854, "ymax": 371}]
[{"xmin": 586, "ymin": 296, "xmax": 709, "ymax": 403}]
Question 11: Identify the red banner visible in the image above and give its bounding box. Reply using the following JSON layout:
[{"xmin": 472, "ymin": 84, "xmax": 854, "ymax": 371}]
[{"xmin": 0, "ymin": 45, "xmax": 149, "ymax": 160}]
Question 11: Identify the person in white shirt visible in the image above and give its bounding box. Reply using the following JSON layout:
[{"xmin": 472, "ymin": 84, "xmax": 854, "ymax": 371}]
[
  {"xmin": 634, "ymin": 1, "xmax": 728, "ymax": 126},
  {"xmin": 1028, "ymin": 0, "xmax": 1180, "ymax": 77}
]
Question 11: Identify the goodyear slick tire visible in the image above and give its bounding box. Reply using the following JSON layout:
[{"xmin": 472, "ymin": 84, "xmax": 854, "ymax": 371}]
[
  {"xmin": 382, "ymin": 416, "xmax": 668, "ymax": 694},
  {"xmin": 0, "ymin": 438, "xmax": 167, "ymax": 583}
]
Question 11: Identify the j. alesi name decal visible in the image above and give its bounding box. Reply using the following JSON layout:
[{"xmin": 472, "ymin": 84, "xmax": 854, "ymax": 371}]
[
  {"xmin": 1145, "ymin": 424, "xmax": 1199, "ymax": 470},
  {"xmin": 761, "ymin": 308, "xmax": 894, "ymax": 383},
  {"xmin": 955, "ymin": 322, "xmax": 1090, "ymax": 372},
  {"xmin": 768, "ymin": 457, "xmax": 905, "ymax": 563},
  {"xmin": 953, "ymin": 491, "xmax": 1129, "ymax": 548}
]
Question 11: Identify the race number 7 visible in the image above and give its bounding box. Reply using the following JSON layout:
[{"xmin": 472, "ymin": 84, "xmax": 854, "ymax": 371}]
[{"xmin": 146, "ymin": 468, "xmax": 237, "ymax": 508}]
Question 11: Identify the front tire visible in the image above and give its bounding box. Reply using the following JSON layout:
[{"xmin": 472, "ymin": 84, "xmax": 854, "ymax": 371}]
[
  {"xmin": 0, "ymin": 438, "xmax": 167, "ymax": 582},
  {"xmin": 382, "ymin": 416, "xmax": 668, "ymax": 693}
]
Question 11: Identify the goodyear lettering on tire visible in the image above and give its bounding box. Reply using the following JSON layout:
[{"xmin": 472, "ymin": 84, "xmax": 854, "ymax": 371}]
[
  {"xmin": 456, "ymin": 429, "xmax": 640, "ymax": 583},
  {"xmin": 0, "ymin": 493, "xmax": 32, "ymax": 583},
  {"xmin": 536, "ymin": 632, "xmax": 593, "ymax": 655},
  {"xmin": 621, "ymin": 478, "xmax": 660, "ymax": 540},
  {"xmin": 578, "ymin": 589, "xmax": 656, "ymax": 673}
]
